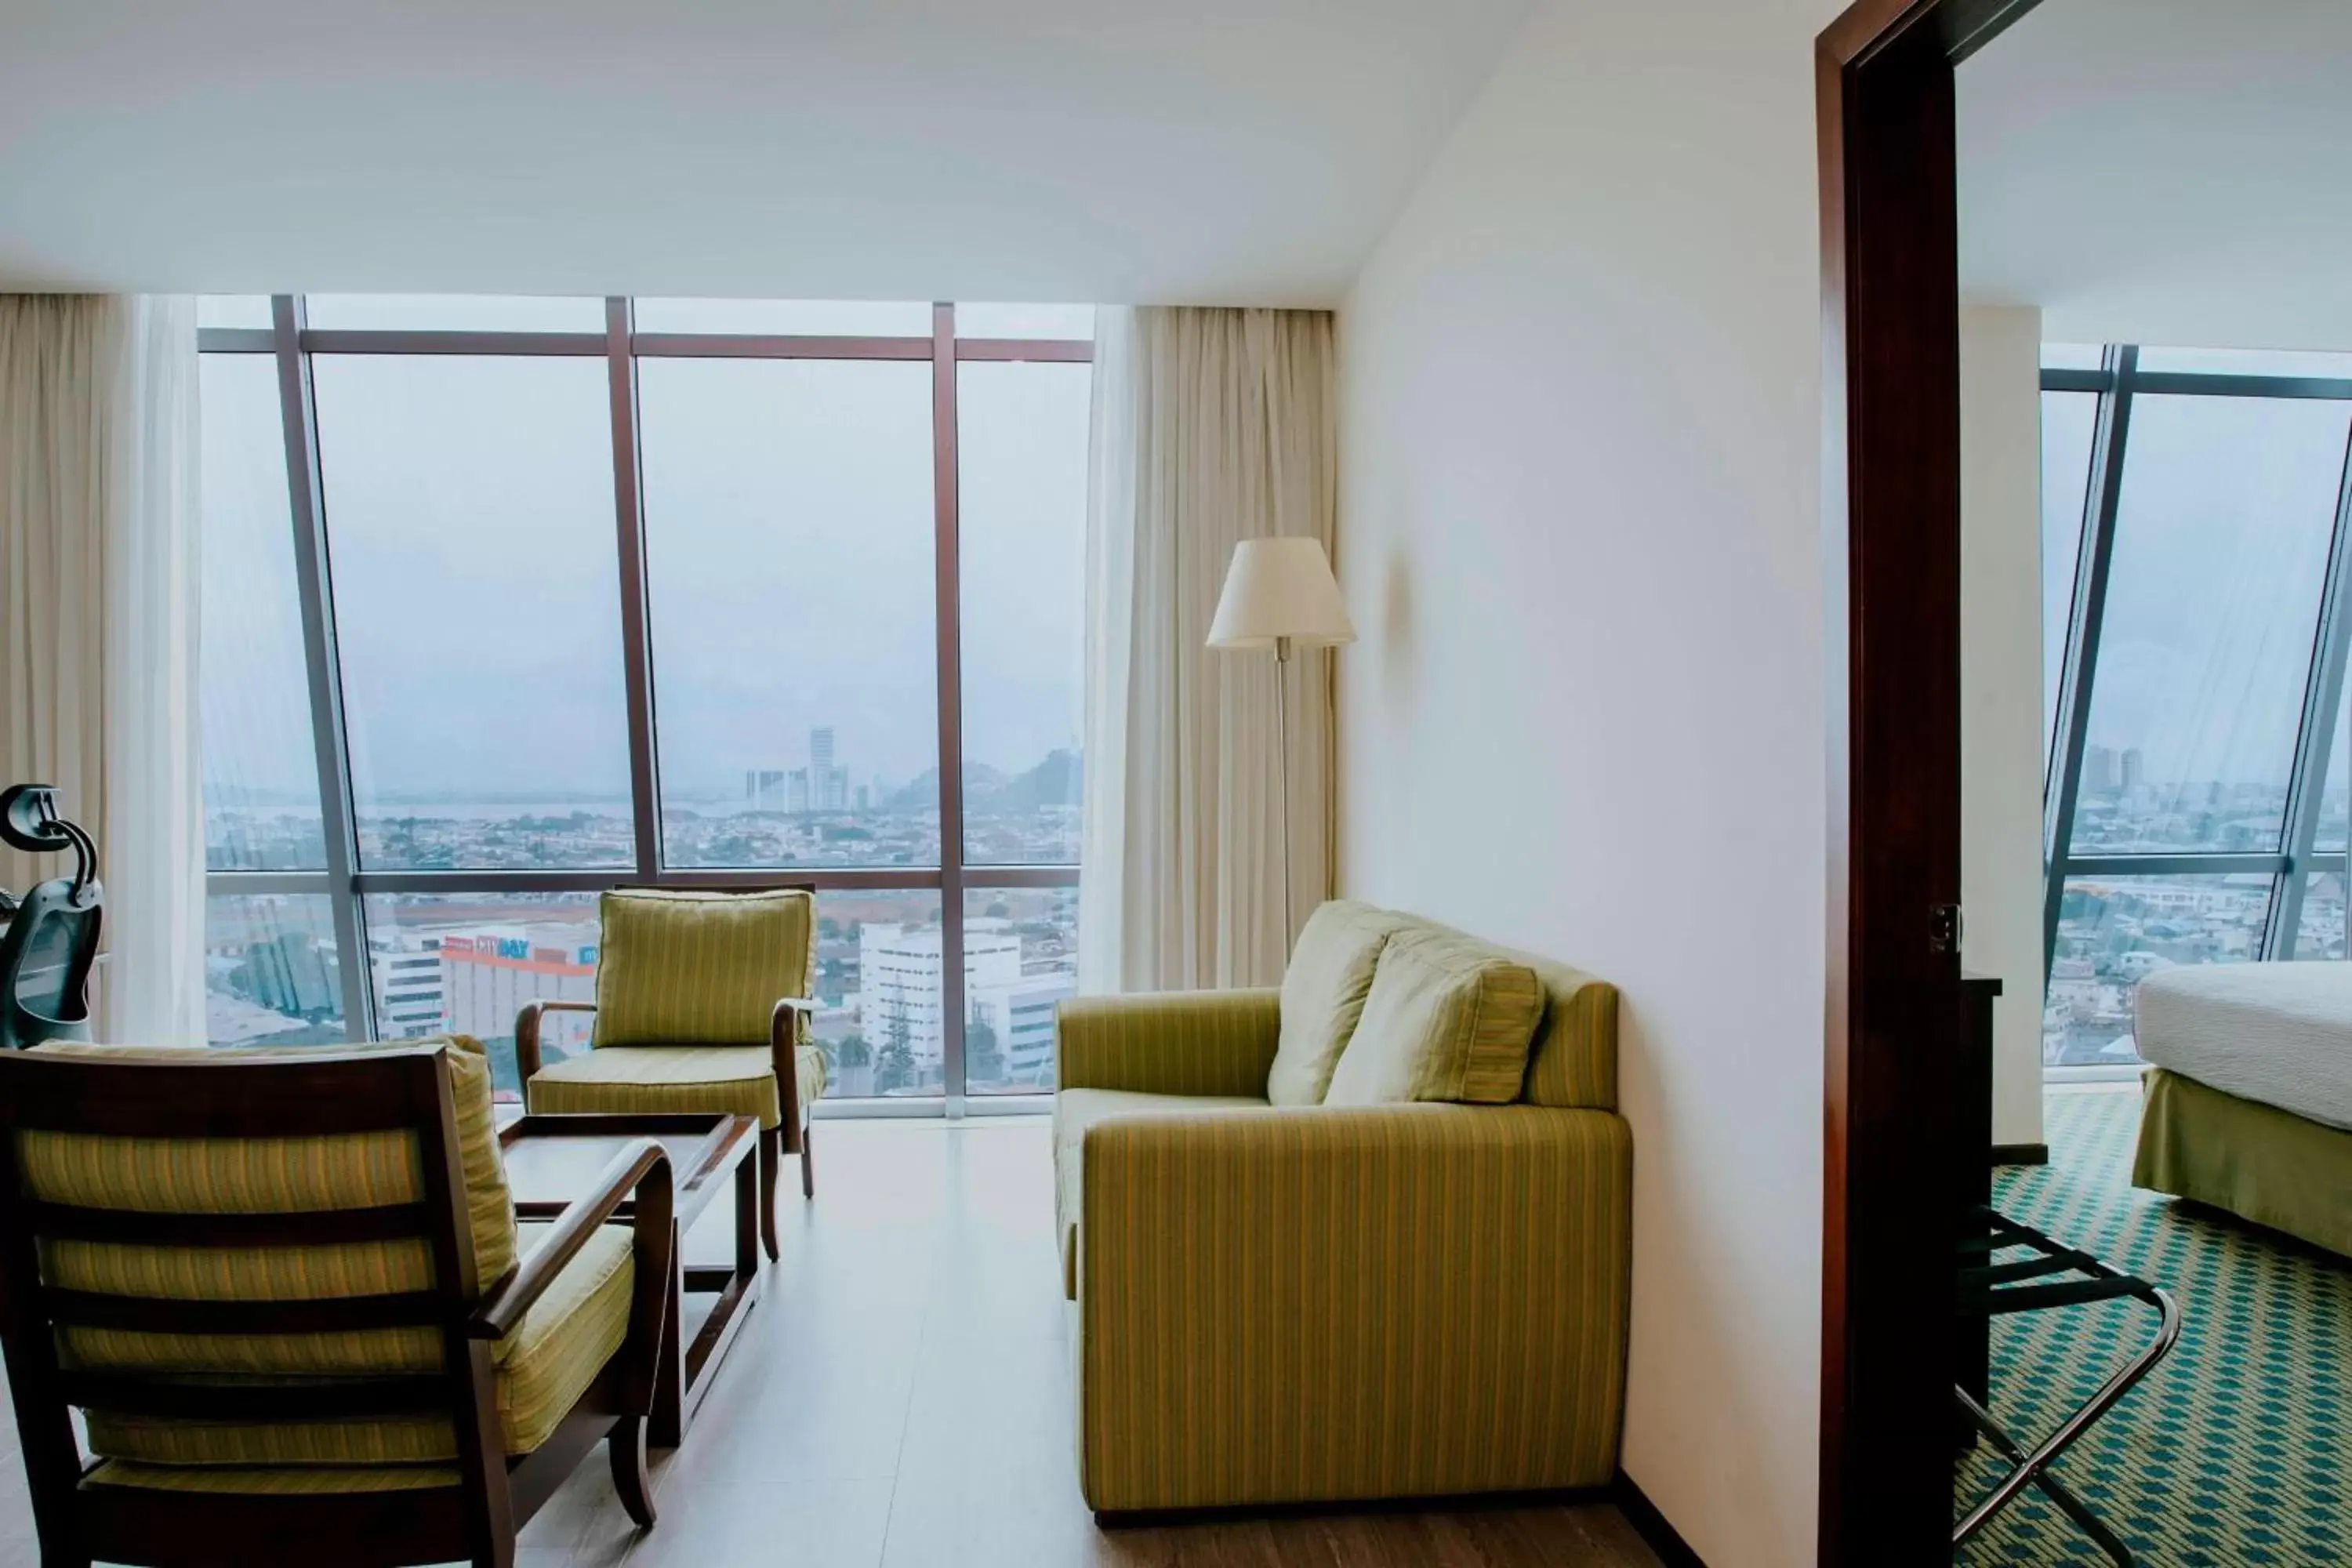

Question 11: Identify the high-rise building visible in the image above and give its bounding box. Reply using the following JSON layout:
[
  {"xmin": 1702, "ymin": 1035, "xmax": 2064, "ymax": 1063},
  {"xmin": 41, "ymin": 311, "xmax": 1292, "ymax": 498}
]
[
  {"xmin": 746, "ymin": 768, "xmax": 790, "ymax": 811},
  {"xmin": 808, "ymin": 727, "xmax": 849, "ymax": 810},
  {"xmin": 2121, "ymin": 748, "xmax": 2144, "ymax": 791},
  {"xmin": 2084, "ymin": 745, "xmax": 2118, "ymax": 794},
  {"xmin": 787, "ymin": 768, "xmax": 811, "ymax": 814}
]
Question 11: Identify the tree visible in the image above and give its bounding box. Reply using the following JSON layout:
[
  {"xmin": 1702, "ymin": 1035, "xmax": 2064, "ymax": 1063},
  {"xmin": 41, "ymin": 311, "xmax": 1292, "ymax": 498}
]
[
  {"xmin": 966, "ymin": 1002, "xmax": 1003, "ymax": 1087},
  {"xmin": 876, "ymin": 996, "xmax": 915, "ymax": 1093}
]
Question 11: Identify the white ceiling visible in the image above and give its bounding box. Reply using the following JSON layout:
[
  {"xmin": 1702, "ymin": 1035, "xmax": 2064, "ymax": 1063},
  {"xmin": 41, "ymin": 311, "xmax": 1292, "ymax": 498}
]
[
  {"xmin": 1959, "ymin": 0, "xmax": 2352, "ymax": 350},
  {"xmin": 0, "ymin": 0, "xmax": 1533, "ymax": 305}
]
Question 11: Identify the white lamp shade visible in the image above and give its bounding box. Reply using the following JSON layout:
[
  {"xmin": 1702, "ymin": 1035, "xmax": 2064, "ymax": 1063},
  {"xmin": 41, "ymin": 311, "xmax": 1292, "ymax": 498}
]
[{"xmin": 1205, "ymin": 537, "xmax": 1357, "ymax": 650}]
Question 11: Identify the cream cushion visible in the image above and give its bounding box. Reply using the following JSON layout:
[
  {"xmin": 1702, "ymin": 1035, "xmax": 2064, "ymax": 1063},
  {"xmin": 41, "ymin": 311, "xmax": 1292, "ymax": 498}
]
[{"xmin": 1265, "ymin": 901, "xmax": 1400, "ymax": 1106}]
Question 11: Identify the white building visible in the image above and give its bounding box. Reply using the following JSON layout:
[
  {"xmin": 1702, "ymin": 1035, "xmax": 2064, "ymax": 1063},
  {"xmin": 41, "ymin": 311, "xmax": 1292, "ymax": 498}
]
[
  {"xmin": 372, "ymin": 941, "xmax": 447, "ymax": 1039},
  {"xmin": 851, "ymin": 912, "xmax": 1025, "ymax": 1086}
]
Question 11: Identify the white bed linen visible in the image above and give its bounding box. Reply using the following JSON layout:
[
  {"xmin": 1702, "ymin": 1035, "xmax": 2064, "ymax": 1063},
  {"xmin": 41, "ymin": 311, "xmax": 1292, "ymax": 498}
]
[{"xmin": 2135, "ymin": 961, "xmax": 2352, "ymax": 1131}]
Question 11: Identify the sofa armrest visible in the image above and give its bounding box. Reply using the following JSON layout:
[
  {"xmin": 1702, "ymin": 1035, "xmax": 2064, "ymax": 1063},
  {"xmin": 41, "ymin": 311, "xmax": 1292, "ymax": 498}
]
[
  {"xmin": 1054, "ymin": 989, "xmax": 1282, "ymax": 1098},
  {"xmin": 1075, "ymin": 1103, "xmax": 1632, "ymax": 1513}
]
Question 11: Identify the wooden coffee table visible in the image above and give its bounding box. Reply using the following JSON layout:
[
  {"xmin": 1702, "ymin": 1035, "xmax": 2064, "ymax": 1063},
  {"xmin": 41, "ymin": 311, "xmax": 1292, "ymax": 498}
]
[{"xmin": 499, "ymin": 1111, "xmax": 761, "ymax": 1447}]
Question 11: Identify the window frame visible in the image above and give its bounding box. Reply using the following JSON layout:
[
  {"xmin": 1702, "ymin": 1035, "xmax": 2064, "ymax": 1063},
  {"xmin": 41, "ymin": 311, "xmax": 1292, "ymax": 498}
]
[
  {"xmin": 199, "ymin": 299, "xmax": 1092, "ymax": 1114},
  {"xmin": 2042, "ymin": 346, "xmax": 2352, "ymax": 1075}
]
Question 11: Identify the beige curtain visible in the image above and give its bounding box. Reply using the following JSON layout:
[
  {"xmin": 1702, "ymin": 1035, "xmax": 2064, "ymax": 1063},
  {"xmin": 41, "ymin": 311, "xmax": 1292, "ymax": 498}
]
[
  {"xmin": 1079, "ymin": 307, "xmax": 1338, "ymax": 993},
  {"xmin": 0, "ymin": 295, "xmax": 204, "ymax": 1043}
]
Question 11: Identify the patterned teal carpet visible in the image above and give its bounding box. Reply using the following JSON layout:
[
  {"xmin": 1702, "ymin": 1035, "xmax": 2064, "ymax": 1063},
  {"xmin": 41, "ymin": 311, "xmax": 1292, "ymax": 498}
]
[{"xmin": 1957, "ymin": 1089, "xmax": 2350, "ymax": 1565}]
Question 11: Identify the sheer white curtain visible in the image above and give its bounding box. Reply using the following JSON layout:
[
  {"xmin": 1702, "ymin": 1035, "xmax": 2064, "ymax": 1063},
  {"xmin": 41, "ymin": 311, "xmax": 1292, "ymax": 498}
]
[
  {"xmin": 1079, "ymin": 307, "xmax": 1338, "ymax": 993},
  {"xmin": 0, "ymin": 295, "xmax": 204, "ymax": 1042}
]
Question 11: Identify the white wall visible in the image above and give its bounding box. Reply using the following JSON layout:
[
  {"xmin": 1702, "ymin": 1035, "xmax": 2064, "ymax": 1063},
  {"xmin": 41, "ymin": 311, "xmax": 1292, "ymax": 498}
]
[
  {"xmin": 1334, "ymin": 1, "xmax": 1842, "ymax": 1563},
  {"xmin": 1960, "ymin": 305, "xmax": 2050, "ymax": 1151}
]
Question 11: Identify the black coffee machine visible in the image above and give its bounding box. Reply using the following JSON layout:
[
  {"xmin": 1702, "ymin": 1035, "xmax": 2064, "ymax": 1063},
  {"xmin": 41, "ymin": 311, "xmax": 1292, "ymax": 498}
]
[{"xmin": 0, "ymin": 783, "xmax": 103, "ymax": 1049}]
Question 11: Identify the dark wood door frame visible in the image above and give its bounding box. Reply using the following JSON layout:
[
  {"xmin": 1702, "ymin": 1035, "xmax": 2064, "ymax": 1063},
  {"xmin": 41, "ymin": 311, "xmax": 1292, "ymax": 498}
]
[{"xmin": 1817, "ymin": 0, "xmax": 2046, "ymax": 1561}]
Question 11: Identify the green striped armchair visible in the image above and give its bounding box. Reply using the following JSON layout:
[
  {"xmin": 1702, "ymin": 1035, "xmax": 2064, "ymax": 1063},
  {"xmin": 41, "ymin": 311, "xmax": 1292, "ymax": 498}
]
[
  {"xmin": 518, "ymin": 887, "xmax": 826, "ymax": 1263},
  {"xmin": 0, "ymin": 1036, "xmax": 673, "ymax": 1568},
  {"xmin": 1053, "ymin": 902, "xmax": 1632, "ymax": 1517}
]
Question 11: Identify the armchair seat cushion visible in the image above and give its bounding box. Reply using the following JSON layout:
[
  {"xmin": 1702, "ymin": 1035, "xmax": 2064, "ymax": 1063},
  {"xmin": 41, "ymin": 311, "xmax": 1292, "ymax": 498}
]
[
  {"xmin": 82, "ymin": 1222, "xmax": 633, "ymax": 1467},
  {"xmin": 526, "ymin": 1043, "xmax": 826, "ymax": 1131},
  {"xmin": 1054, "ymin": 1088, "xmax": 1267, "ymax": 1298}
]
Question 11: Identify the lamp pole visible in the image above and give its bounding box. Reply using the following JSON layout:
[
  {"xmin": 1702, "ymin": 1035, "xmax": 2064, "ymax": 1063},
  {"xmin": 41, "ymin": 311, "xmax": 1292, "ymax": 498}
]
[{"xmin": 1275, "ymin": 633, "xmax": 1293, "ymax": 945}]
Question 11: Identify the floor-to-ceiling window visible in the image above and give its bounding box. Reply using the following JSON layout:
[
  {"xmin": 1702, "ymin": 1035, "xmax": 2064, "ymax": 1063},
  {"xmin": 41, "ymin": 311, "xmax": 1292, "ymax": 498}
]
[
  {"xmin": 195, "ymin": 296, "xmax": 1093, "ymax": 1107},
  {"xmin": 2042, "ymin": 344, "xmax": 2352, "ymax": 1069}
]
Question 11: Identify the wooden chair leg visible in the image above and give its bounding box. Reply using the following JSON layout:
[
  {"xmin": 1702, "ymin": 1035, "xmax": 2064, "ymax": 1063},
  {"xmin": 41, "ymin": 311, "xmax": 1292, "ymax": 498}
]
[
  {"xmin": 758, "ymin": 1126, "xmax": 781, "ymax": 1262},
  {"xmin": 800, "ymin": 1117, "xmax": 815, "ymax": 1198},
  {"xmin": 609, "ymin": 1414, "xmax": 657, "ymax": 1530}
]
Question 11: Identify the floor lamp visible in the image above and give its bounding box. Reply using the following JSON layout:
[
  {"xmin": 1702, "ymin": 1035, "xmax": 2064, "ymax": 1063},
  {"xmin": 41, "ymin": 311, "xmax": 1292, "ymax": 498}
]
[{"xmin": 1207, "ymin": 537, "xmax": 1357, "ymax": 946}]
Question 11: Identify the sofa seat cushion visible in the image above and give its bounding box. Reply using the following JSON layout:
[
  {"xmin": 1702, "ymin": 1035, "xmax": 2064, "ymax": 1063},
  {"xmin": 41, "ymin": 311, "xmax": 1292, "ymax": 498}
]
[
  {"xmin": 528, "ymin": 1043, "xmax": 826, "ymax": 1131},
  {"xmin": 1054, "ymin": 1088, "xmax": 1266, "ymax": 1298},
  {"xmin": 1267, "ymin": 902, "xmax": 1401, "ymax": 1106},
  {"xmin": 83, "ymin": 1221, "xmax": 633, "ymax": 1466},
  {"xmin": 1323, "ymin": 929, "xmax": 1544, "ymax": 1106},
  {"xmin": 593, "ymin": 887, "xmax": 815, "ymax": 1047}
]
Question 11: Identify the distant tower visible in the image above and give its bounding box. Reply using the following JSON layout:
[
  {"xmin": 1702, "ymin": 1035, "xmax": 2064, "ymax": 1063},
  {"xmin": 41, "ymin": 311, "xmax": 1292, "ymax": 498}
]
[
  {"xmin": 2085, "ymin": 746, "xmax": 2118, "ymax": 795},
  {"xmin": 811, "ymin": 728, "xmax": 835, "ymax": 777},
  {"xmin": 2121, "ymin": 749, "xmax": 2143, "ymax": 791}
]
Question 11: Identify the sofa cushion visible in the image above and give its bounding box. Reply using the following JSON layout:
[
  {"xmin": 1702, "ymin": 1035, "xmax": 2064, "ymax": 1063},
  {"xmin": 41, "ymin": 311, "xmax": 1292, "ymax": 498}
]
[
  {"xmin": 527, "ymin": 1042, "xmax": 826, "ymax": 1131},
  {"xmin": 1267, "ymin": 901, "xmax": 1399, "ymax": 1106},
  {"xmin": 1322, "ymin": 929, "xmax": 1544, "ymax": 1105},
  {"xmin": 82, "ymin": 1221, "xmax": 634, "ymax": 1464},
  {"xmin": 1054, "ymin": 1087, "xmax": 1266, "ymax": 1298},
  {"xmin": 593, "ymin": 887, "xmax": 815, "ymax": 1047}
]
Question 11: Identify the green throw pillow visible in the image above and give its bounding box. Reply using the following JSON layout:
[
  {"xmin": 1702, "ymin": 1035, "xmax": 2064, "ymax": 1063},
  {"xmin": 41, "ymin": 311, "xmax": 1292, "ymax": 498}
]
[{"xmin": 1322, "ymin": 928, "xmax": 1544, "ymax": 1105}]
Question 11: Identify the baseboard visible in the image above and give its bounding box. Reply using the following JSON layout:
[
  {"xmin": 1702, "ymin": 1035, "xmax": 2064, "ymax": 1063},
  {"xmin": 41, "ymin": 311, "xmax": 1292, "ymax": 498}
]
[
  {"xmin": 1092, "ymin": 1484, "xmax": 1615, "ymax": 1531},
  {"xmin": 1613, "ymin": 1472, "xmax": 1706, "ymax": 1568},
  {"xmin": 1991, "ymin": 1142, "xmax": 2049, "ymax": 1167}
]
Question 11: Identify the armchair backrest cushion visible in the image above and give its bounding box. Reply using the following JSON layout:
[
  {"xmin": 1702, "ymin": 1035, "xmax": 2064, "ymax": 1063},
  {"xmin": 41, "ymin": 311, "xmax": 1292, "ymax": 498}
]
[
  {"xmin": 593, "ymin": 887, "xmax": 815, "ymax": 1047},
  {"xmin": 1322, "ymin": 927, "xmax": 1544, "ymax": 1105},
  {"xmin": 1267, "ymin": 900, "xmax": 1402, "ymax": 1105},
  {"xmin": 16, "ymin": 1036, "xmax": 517, "ymax": 1377}
]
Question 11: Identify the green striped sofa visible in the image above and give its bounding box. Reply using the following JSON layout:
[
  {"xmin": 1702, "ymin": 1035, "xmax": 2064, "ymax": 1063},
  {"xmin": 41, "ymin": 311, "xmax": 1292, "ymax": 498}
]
[{"xmin": 1053, "ymin": 902, "xmax": 1631, "ymax": 1516}]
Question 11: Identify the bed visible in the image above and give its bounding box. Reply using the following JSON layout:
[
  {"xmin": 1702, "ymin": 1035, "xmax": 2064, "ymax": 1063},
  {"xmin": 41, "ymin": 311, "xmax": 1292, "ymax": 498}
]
[{"xmin": 2131, "ymin": 960, "xmax": 2352, "ymax": 1257}]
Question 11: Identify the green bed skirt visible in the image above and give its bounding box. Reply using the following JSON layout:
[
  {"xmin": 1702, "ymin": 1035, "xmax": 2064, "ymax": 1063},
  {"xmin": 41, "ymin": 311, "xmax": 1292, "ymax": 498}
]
[{"xmin": 2133, "ymin": 1067, "xmax": 2352, "ymax": 1258}]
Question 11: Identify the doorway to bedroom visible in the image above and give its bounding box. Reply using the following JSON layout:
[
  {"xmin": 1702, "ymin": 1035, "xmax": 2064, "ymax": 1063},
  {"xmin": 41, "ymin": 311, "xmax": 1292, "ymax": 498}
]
[{"xmin": 1952, "ymin": 0, "xmax": 2352, "ymax": 1559}]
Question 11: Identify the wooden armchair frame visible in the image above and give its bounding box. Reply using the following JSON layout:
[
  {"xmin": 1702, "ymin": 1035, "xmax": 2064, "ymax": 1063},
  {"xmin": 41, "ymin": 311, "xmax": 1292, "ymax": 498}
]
[
  {"xmin": 0, "ymin": 1045, "xmax": 674, "ymax": 1568},
  {"xmin": 517, "ymin": 995, "xmax": 817, "ymax": 1262}
]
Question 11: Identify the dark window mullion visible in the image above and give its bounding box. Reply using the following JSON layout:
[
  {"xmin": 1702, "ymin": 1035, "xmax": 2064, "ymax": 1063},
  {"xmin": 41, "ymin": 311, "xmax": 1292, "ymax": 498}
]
[
  {"xmin": 2265, "ymin": 421, "xmax": 2352, "ymax": 958},
  {"xmin": 272, "ymin": 295, "xmax": 374, "ymax": 1040},
  {"xmin": 2042, "ymin": 345, "xmax": 2137, "ymax": 988},
  {"xmin": 931, "ymin": 303, "xmax": 969, "ymax": 1107}
]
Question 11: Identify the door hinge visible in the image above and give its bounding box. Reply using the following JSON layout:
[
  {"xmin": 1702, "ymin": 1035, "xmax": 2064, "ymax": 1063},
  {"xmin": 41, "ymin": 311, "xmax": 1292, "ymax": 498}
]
[{"xmin": 1929, "ymin": 902, "xmax": 1963, "ymax": 954}]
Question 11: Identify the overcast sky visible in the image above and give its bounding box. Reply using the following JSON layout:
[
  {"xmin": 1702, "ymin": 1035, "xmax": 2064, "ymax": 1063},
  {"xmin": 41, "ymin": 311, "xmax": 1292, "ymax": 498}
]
[
  {"xmin": 198, "ymin": 307, "xmax": 1087, "ymax": 810},
  {"xmin": 2043, "ymin": 377, "xmax": 2352, "ymax": 792}
]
